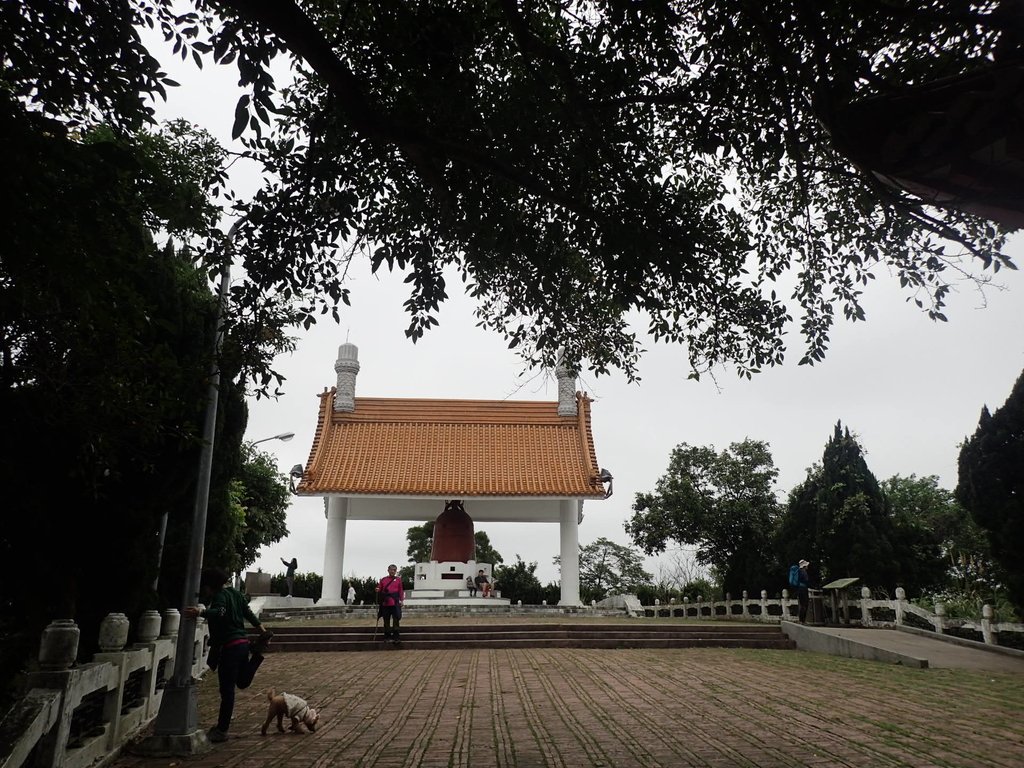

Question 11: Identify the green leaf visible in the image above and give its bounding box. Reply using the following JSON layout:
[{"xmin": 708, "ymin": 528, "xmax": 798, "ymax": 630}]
[{"xmin": 232, "ymin": 95, "xmax": 250, "ymax": 140}]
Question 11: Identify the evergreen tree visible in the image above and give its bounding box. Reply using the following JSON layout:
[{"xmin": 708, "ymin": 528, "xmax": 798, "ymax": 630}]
[
  {"xmin": 0, "ymin": 114, "xmax": 290, "ymax": 701},
  {"xmin": 777, "ymin": 423, "xmax": 899, "ymax": 591},
  {"xmin": 957, "ymin": 370, "xmax": 1024, "ymax": 614}
]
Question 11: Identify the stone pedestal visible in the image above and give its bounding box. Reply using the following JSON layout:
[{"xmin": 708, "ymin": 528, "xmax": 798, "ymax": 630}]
[
  {"xmin": 38, "ymin": 619, "xmax": 80, "ymax": 670},
  {"xmin": 98, "ymin": 612, "xmax": 130, "ymax": 652},
  {"xmin": 161, "ymin": 609, "xmax": 180, "ymax": 638},
  {"xmin": 244, "ymin": 571, "xmax": 273, "ymax": 595},
  {"xmin": 137, "ymin": 610, "xmax": 162, "ymax": 643},
  {"xmin": 413, "ymin": 560, "xmax": 490, "ymax": 592}
]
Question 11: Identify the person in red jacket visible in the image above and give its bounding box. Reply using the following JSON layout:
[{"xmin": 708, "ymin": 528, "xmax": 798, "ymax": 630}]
[{"xmin": 375, "ymin": 564, "xmax": 405, "ymax": 644}]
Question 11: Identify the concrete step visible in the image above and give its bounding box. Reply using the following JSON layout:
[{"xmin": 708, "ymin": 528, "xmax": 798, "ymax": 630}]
[
  {"xmin": 258, "ymin": 604, "xmax": 518, "ymax": 620},
  {"xmin": 253, "ymin": 623, "xmax": 796, "ymax": 652}
]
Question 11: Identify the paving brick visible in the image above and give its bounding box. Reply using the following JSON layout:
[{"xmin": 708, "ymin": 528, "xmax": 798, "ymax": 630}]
[{"xmin": 113, "ymin": 647, "xmax": 1024, "ymax": 767}]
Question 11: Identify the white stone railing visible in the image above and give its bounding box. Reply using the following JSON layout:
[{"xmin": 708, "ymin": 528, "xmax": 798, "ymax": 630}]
[
  {"xmin": 639, "ymin": 586, "xmax": 1024, "ymax": 649},
  {"xmin": 0, "ymin": 610, "xmax": 209, "ymax": 768}
]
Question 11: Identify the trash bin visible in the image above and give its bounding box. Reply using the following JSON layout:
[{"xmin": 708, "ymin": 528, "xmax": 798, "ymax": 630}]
[{"xmin": 808, "ymin": 589, "xmax": 825, "ymax": 625}]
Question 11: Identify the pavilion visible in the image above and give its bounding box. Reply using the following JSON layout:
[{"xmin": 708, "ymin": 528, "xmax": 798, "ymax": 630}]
[{"xmin": 294, "ymin": 343, "xmax": 612, "ymax": 606}]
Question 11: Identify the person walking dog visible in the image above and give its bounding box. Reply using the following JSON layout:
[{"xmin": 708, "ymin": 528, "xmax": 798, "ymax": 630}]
[{"xmin": 184, "ymin": 567, "xmax": 273, "ymax": 743}]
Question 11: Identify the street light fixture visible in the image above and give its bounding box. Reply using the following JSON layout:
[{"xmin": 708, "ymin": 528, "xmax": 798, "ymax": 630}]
[{"xmin": 252, "ymin": 431, "xmax": 295, "ymax": 445}]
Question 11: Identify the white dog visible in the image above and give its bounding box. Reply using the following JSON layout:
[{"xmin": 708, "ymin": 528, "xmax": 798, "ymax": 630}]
[{"xmin": 261, "ymin": 687, "xmax": 319, "ymax": 735}]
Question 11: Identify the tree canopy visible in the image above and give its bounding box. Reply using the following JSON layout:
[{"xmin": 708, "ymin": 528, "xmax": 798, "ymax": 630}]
[
  {"xmin": 0, "ymin": 108, "xmax": 292, "ymax": 703},
  {"xmin": 0, "ymin": 114, "xmax": 215, "ymax": 678},
  {"xmin": 957, "ymin": 369, "xmax": 1024, "ymax": 613},
  {"xmin": 226, "ymin": 444, "xmax": 293, "ymax": 575},
  {"xmin": 627, "ymin": 439, "xmax": 781, "ymax": 597},
  {"xmin": 561, "ymin": 537, "xmax": 652, "ymax": 601},
  {"xmin": 882, "ymin": 474, "xmax": 994, "ymax": 598},
  {"xmin": 494, "ymin": 556, "xmax": 548, "ymax": 605},
  {"xmin": 5, "ymin": 1, "xmax": 1017, "ymax": 382}
]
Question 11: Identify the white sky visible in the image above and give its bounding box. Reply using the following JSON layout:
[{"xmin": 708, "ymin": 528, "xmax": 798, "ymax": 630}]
[{"xmin": 148, "ymin": 38, "xmax": 1024, "ymax": 586}]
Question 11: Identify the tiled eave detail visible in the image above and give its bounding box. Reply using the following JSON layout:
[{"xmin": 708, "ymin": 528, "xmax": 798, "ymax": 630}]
[{"xmin": 297, "ymin": 391, "xmax": 605, "ymax": 498}]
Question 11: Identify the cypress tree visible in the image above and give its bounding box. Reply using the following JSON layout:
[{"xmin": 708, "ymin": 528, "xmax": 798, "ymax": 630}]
[
  {"xmin": 778, "ymin": 422, "xmax": 899, "ymax": 590},
  {"xmin": 957, "ymin": 370, "xmax": 1024, "ymax": 614}
]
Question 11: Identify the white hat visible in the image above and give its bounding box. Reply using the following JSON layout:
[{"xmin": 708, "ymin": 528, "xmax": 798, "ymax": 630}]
[{"xmin": 798, "ymin": 559, "xmax": 810, "ymax": 568}]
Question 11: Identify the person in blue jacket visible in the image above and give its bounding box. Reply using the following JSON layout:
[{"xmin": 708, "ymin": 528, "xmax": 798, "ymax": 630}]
[{"xmin": 796, "ymin": 559, "xmax": 811, "ymax": 623}]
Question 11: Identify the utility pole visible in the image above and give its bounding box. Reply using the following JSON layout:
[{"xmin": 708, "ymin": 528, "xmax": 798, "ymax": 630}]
[{"xmin": 140, "ymin": 224, "xmax": 237, "ymax": 754}]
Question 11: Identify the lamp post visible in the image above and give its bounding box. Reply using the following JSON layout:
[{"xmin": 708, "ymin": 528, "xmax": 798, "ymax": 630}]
[
  {"xmin": 251, "ymin": 431, "xmax": 295, "ymax": 445},
  {"xmin": 142, "ymin": 224, "xmax": 239, "ymax": 755}
]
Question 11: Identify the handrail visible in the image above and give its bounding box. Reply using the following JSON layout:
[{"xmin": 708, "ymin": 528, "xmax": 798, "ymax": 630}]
[{"xmin": 637, "ymin": 586, "xmax": 1023, "ymax": 649}]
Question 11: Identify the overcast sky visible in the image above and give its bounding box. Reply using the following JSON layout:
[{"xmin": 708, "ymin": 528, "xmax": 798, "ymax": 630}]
[{"xmin": 150, "ymin": 40, "xmax": 1024, "ymax": 587}]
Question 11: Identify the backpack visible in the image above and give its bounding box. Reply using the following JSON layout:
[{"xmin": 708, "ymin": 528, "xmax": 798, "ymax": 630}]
[{"xmin": 788, "ymin": 564, "xmax": 801, "ymax": 588}]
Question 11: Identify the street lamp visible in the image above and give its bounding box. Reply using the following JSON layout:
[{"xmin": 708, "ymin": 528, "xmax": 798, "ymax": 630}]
[
  {"xmin": 146, "ymin": 240, "xmax": 234, "ymax": 755},
  {"xmin": 251, "ymin": 431, "xmax": 295, "ymax": 445}
]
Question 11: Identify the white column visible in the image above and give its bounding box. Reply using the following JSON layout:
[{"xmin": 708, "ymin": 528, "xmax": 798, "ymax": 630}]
[
  {"xmin": 558, "ymin": 499, "xmax": 582, "ymax": 606},
  {"xmin": 320, "ymin": 496, "xmax": 349, "ymax": 605}
]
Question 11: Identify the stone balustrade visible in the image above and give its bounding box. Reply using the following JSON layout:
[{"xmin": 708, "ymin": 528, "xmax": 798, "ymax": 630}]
[
  {"xmin": 1, "ymin": 611, "xmax": 209, "ymax": 768},
  {"xmin": 641, "ymin": 587, "xmax": 1024, "ymax": 649}
]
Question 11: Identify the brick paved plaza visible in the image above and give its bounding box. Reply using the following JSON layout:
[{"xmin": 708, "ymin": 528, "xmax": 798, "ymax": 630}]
[{"xmin": 112, "ymin": 646, "xmax": 1024, "ymax": 768}]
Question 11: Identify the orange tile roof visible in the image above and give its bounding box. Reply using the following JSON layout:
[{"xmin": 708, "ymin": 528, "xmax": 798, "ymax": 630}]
[{"xmin": 296, "ymin": 390, "xmax": 606, "ymax": 498}]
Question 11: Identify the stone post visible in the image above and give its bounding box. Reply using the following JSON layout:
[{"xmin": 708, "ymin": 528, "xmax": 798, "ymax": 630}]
[
  {"xmin": 894, "ymin": 587, "xmax": 906, "ymax": 627},
  {"xmin": 137, "ymin": 610, "xmax": 162, "ymax": 644},
  {"xmin": 760, "ymin": 590, "xmax": 768, "ymax": 623},
  {"xmin": 38, "ymin": 619, "xmax": 80, "ymax": 671},
  {"xmin": 934, "ymin": 601, "xmax": 946, "ymax": 634},
  {"xmin": 981, "ymin": 604, "xmax": 995, "ymax": 645},
  {"xmin": 98, "ymin": 612, "xmax": 130, "ymax": 652},
  {"xmin": 161, "ymin": 609, "xmax": 180, "ymax": 639},
  {"xmin": 860, "ymin": 587, "xmax": 872, "ymax": 625}
]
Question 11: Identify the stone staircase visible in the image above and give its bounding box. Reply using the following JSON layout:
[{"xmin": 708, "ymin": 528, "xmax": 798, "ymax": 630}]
[{"xmin": 257, "ymin": 622, "xmax": 796, "ymax": 652}]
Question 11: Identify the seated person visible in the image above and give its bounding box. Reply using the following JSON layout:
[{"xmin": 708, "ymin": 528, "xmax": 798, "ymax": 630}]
[
  {"xmin": 466, "ymin": 576, "xmax": 476, "ymax": 597},
  {"xmin": 474, "ymin": 569, "xmax": 492, "ymax": 598}
]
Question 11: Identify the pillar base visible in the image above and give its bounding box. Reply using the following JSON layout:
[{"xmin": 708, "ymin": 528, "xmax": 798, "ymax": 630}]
[
  {"xmin": 136, "ymin": 682, "xmax": 211, "ymax": 756},
  {"xmin": 132, "ymin": 730, "xmax": 211, "ymax": 757}
]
